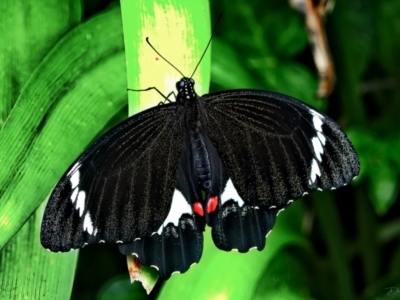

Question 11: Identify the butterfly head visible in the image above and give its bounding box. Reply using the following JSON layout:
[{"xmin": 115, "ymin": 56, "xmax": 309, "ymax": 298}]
[{"xmin": 176, "ymin": 78, "xmax": 197, "ymax": 104}]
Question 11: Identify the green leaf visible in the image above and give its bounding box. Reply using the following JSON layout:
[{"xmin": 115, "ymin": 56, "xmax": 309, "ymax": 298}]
[
  {"xmin": 0, "ymin": 205, "xmax": 78, "ymax": 299},
  {"xmin": 260, "ymin": 7, "xmax": 308, "ymax": 58},
  {"xmin": 0, "ymin": 0, "xmax": 82, "ymax": 127},
  {"xmin": 97, "ymin": 275, "xmax": 149, "ymax": 300},
  {"xmin": 0, "ymin": 4, "xmax": 126, "ymax": 299},
  {"xmin": 211, "ymin": 39, "xmax": 319, "ymax": 109},
  {"xmin": 347, "ymin": 127, "xmax": 399, "ymax": 214},
  {"xmin": 260, "ymin": 61, "xmax": 320, "ymax": 109},
  {"xmin": 211, "ymin": 37, "xmax": 261, "ymax": 89},
  {"xmin": 369, "ymin": 160, "xmax": 399, "ymax": 215},
  {"xmin": 375, "ymin": 0, "xmax": 400, "ymax": 75},
  {"xmin": 0, "ymin": 3, "xmax": 125, "ymax": 252},
  {"xmin": 253, "ymin": 251, "xmax": 313, "ymax": 300}
]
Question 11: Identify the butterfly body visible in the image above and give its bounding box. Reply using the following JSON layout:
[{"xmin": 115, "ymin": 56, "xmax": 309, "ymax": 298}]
[{"xmin": 41, "ymin": 77, "xmax": 359, "ymax": 279}]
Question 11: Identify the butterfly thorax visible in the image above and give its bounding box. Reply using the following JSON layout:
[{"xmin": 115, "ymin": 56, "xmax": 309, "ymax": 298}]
[{"xmin": 175, "ymin": 77, "xmax": 197, "ymax": 104}]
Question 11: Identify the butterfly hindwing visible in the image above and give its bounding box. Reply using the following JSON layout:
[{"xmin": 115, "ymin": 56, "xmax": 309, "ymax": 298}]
[
  {"xmin": 201, "ymin": 90, "xmax": 359, "ymax": 212},
  {"xmin": 40, "ymin": 104, "xmax": 185, "ymax": 253},
  {"xmin": 210, "ymin": 171, "xmax": 279, "ymax": 252},
  {"xmin": 119, "ymin": 140, "xmax": 204, "ymax": 279},
  {"xmin": 211, "ymin": 200, "xmax": 278, "ymax": 252},
  {"xmin": 195, "ymin": 129, "xmax": 279, "ymax": 252}
]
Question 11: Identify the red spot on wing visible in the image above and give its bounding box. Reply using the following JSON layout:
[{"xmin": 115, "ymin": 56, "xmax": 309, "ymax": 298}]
[
  {"xmin": 206, "ymin": 196, "xmax": 219, "ymax": 214},
  {"xmin": 193, "ymin": 202, "xmax": 204, "ymax": 217}
]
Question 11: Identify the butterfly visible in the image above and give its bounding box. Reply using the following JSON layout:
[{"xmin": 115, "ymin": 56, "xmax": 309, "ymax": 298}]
[{"xmin": 41, "ymin": 33, "xmax": 359, "ymax": 278}]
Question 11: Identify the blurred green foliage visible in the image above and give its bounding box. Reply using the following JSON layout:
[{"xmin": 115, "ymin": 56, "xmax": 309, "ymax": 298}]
[{"xmin": 1, "ymin": 0, "xmax": 399, "ymax": 299}]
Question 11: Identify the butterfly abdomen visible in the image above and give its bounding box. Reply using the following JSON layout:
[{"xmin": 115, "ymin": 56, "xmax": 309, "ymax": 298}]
[{"xmin": 190, "ymin": 127, "xmax": 212, "ymax": 191}]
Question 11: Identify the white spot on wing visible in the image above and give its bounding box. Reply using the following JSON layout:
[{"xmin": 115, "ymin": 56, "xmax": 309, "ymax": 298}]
[
  {"xmin": 317, "ymin": 131, "xmax": 326, "ymax": 145},
  {"xmin": 70, "ymin": 188, "xmax": 79, "ymax": 203},
  {"xmin": 309, "ymin": 109, "xmax": 326, "ymax": 187},
  {"xmin": 151, "ymin": 265, "xmax": 159, "ymax": 271},
  {"xmin": 83, "ymin": 213, "xmax": 94, "ymax": 235},
  {"xmin": 220, "ymin": 179, "xmax": 245, "ymax": 207},
  {"xmin": 312, "ymin": 136, "xmax": 324, "ymax": 162},
  {"xmin": 68, "ymin": 163, "xmax": 88, "ymax": 218},
  {"xmin": 70, "ymin": 171, "xmax": 80, "ymax": 189},
  {"xmin": 313, "ymin": 117, "xmax": 323, "ymax": 132},
  {"xmin": 310, "ymin": 109, "xmax": 325, "ymax": 132},
  {"xmin": 157, "ymin": 189, "xmax": 192, "ymax": 235},
  {"xmin": 171, "ymin": 271, "xmax": 181, "ymax": 276},
  {"xmin": 309, "ymin": 158, "xmax": 321, "ymax": 184},
  {"xmin": 76, "ymin": 191, "xmax": 86, "ymax": 217}
]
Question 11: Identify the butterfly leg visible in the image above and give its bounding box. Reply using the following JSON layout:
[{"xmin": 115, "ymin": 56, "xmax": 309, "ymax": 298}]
[
  {"xmin": 158, "ymin": 91, "xmax": 176, "ymax": 105},
  {"xmin": 127, "ymin": 86, "xmax": 177, "ymax": 105}
]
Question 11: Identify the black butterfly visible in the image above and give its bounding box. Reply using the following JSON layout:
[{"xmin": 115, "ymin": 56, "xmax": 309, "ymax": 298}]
[{"xmin": 40, "ymin": 74, "xmax": 359, "ymax": 279}]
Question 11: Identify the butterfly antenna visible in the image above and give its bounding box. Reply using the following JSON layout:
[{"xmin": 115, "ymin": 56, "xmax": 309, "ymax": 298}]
[
  {"xmin": 190, "ymin": 14, "xmax": 223, "ymax": 79},
  {"xmin": 146, "ymin": 37, "xmax": 185, "ymax": 77}
]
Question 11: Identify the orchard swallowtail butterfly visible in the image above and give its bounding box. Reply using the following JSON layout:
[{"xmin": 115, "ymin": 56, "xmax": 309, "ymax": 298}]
[{"xmin": 41, "ymin": 49, "xmax": 359, "ymax": 281}]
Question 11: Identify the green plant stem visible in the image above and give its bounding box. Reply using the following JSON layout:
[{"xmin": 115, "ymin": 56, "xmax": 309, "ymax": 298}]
[{"xmin": 119, "ymin": 0, "xmax": 211, "ymax": 117}]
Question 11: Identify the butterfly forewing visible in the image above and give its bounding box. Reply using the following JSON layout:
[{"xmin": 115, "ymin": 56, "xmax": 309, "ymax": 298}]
[
  {"xmin": 201, "ymin": 90, "xmax": 360, "ymax": 210},
  {"xmin": 41, "ymin": 104, "xmax": 185, "ymax": 252}
]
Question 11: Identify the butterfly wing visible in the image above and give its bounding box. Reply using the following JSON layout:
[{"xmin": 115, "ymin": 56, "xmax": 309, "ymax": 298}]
[
  {"xmin": 41, "ymin": 104, "xmax": 203, "ymax": 277},
  {"xmin": 200, "ymin": 90, "xmax": 359, "ymax": 250},
  {"xmin": 118, "ymin": 134, "xmax": 205, "ymax": 278}
]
